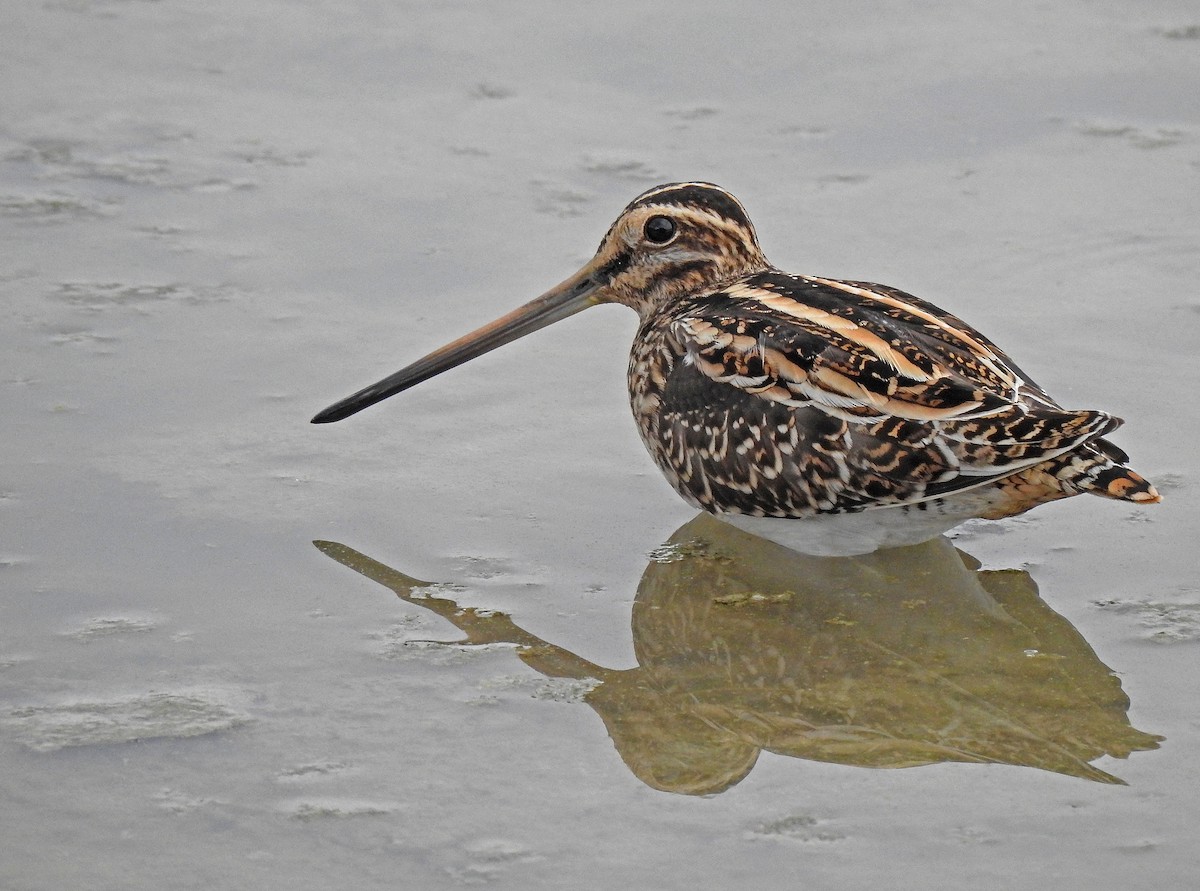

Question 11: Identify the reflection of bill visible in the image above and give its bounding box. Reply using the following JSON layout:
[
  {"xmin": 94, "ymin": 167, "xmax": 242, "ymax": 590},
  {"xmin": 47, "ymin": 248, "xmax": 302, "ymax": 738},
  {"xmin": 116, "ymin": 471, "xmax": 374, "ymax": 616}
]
[{"xmin": 315, "ymin": 515, "xmax": 1161, "ymax": 795}]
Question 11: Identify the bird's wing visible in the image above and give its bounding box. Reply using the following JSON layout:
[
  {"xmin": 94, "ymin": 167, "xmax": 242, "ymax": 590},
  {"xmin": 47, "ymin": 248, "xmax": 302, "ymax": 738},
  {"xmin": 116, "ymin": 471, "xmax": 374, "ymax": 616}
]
[
  {"xmin": 660, "ymin": 273, "xmax": 1118, "ymax": 512},
  {"xmin": 669, "ymin": 274, "xmax": 1027, "ymax": 421}
]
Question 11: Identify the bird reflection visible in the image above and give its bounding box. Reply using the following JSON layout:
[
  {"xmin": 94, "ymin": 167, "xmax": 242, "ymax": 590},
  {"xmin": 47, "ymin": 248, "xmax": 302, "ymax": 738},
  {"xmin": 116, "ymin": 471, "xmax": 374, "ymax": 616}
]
[{"xmin": 314, "ymin": 515, "xmax": 1160, "ymax": 794}]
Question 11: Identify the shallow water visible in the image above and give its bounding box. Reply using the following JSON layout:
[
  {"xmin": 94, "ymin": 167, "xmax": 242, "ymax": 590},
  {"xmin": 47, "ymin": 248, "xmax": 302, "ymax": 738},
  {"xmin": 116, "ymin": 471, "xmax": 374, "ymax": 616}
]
[{"xmin": 3, "ymin": 1, "xmax": 1199, "ymax": 888}]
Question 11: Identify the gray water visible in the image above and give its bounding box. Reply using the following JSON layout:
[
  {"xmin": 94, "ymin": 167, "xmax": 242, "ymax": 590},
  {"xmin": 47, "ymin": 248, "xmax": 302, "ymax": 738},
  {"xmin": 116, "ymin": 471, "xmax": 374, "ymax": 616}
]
[{"xmin": 3, "ymin": 1, "xmax": 1199, "ymax": 888}]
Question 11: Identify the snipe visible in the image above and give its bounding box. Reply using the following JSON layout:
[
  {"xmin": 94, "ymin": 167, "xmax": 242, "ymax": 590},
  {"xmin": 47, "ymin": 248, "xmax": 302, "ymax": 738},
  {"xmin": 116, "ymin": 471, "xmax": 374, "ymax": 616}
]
[{"xmin": 313, "ymin": 182, "xmax": 1159, "ymax": 555}]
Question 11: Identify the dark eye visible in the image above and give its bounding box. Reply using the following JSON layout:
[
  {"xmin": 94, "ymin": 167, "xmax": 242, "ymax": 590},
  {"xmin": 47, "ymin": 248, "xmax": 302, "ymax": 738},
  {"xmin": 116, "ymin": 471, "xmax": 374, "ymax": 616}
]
[{"xmin": 643, "ymin": 215, "xmax": 677, "ymax": 244}]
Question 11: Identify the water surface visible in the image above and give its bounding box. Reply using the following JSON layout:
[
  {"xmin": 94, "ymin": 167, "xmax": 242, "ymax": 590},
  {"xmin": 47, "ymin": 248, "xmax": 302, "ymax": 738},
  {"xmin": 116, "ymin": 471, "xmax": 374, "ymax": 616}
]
[{"xmin": 3, "ymin": 1, "xmax": 1198, "ymax": 888}]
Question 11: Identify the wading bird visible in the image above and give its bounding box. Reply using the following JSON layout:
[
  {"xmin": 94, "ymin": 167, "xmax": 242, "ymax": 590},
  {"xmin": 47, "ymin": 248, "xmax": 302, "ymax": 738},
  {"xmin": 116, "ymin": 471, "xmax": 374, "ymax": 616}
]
[{"xmin": 313, "ymin": 183, "xmax": 1159, "ymax": 555}]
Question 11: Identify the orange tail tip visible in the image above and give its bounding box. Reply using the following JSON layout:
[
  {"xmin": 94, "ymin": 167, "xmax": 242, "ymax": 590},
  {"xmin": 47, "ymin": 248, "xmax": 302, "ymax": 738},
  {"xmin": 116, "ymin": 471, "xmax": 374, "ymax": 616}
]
[{"xmin": 1101, "ymin": 469, "xmax": 1162, "ymax": 504}]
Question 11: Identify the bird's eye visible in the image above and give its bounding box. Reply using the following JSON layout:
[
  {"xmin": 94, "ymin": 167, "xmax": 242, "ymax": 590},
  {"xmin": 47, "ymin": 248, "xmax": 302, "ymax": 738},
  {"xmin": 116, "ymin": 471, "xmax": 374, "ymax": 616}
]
[{"xmin": 643, "ymin": 215, "xmax": 677, "ymax": 244}]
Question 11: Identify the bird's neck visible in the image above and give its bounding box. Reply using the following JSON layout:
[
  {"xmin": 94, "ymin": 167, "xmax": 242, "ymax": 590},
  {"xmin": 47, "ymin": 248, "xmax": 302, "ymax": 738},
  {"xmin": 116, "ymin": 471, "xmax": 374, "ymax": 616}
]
[{"xmin": 628, "ymin": 256, "xmax": 771, "ymax": 325}]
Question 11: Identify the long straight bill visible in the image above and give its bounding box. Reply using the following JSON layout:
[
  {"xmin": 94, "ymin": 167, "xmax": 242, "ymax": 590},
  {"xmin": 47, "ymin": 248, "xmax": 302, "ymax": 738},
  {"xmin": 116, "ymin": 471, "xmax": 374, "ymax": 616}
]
[{"xmin": 311, "ymin": 271, "xmax": 603, "ymax": 423}]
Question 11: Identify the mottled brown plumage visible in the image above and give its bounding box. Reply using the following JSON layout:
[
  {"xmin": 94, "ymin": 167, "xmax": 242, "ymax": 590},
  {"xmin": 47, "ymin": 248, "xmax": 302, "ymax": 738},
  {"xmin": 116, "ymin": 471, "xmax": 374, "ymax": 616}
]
[{"xmin": 313, "ymin": 182, "xmax": 1160, "ymax": 554}]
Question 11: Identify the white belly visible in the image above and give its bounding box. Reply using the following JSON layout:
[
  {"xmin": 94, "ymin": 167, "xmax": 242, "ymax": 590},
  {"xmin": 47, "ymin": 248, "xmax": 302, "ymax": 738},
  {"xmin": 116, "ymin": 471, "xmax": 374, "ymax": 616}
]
[{"xmin": 717, "ymin": 499, "xmax": 990, "ymax": 557}]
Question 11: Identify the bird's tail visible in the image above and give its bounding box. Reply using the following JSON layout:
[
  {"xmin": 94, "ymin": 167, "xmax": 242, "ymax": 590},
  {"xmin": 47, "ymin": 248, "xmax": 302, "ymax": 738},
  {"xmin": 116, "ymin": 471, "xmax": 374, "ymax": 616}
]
[{"xmin": 1054, "ymin": 438, "xmax": 1162, "ymax": 504}]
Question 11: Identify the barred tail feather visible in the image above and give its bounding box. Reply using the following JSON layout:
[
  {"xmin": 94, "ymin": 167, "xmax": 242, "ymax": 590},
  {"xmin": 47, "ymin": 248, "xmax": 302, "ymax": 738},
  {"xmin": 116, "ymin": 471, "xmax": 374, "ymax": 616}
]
[{"xmin": 1053, "ymin": 441, "xmax": 1162, "ymax": 504}]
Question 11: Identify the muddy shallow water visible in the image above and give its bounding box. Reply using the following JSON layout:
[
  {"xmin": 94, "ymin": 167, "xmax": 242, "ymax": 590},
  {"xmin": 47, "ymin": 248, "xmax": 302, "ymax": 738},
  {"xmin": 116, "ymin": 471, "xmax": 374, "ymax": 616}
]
[{"xmin": 3, "ymin": 1, "xmax": 1199, "ymax": 888}]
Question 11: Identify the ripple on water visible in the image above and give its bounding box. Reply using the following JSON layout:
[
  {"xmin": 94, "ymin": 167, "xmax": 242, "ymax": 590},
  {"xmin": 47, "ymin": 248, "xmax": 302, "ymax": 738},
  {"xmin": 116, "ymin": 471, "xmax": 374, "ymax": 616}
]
[
  {"xmin": 49, "ymin": 281, "xmax": 240, "ymax": 310},
  {"xmin": 1092, "ymin": 598, "xmax": 1200, "ymax": 643},
  {"xmin": 446, "ymin": 839, "xmax": 544, "ymax": 885},
  {"xmin": 1073, "ymin": 119, "xmax": 1193, "ymax": 149},
  {"xmin": 276, "ymin": 759, "xmax": 353, "ymax": 782},
  {"xmin": 4, "ymin": 689, "xmax": 251, "ymax": 752},
  {"xmin": 283, "ymin": 798, "xmax": 398, "ymax": 821},
  {"xmin": 0, "ymin": 192, "xmax": 119, "ymax": 222},
  {"xmin": 63, "ymin": 615, "xmax": 159, "ymax": 641},
  {"xmin": 746, "ymin": 813, "xmax": 847, "ymax": 844}
]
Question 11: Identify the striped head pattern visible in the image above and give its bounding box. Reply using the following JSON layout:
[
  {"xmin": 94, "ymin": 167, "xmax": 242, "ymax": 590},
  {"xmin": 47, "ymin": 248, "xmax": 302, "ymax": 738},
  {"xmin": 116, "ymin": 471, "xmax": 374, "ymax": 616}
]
[{"xmin": 588, "ymin": 182, "xmax": 771, "ymax": 318}]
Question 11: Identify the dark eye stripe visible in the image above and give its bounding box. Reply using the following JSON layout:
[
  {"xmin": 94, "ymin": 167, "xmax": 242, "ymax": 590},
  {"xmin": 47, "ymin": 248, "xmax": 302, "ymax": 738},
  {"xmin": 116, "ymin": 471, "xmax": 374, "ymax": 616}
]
[{"xmin": 597, "ymin": 250, "xmax": 632, "ymax": 282}]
